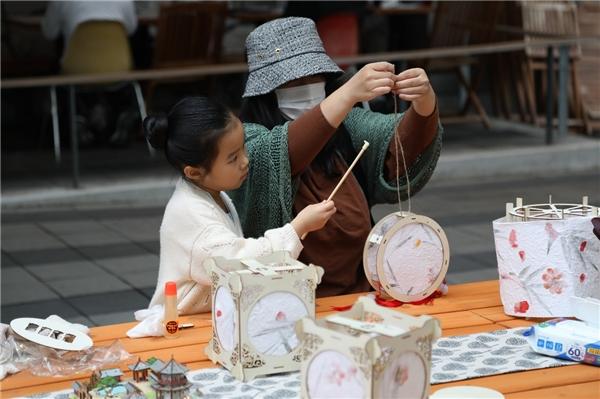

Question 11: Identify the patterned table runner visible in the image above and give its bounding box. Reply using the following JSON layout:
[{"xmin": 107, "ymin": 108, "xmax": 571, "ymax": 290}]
[{"xmin": 23, "ymin": 328, "xmax": 576, "ymax": 399}]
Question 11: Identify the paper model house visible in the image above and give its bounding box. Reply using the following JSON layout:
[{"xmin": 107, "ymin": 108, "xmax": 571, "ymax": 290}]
[
  {"xmin": 296, "ymin": 296, "xmax": 440, "ymax": 399},
  {"xmin": 204, "ymin": 251, "xmax": 324, "ymax": 381},
  {"xmin": 493, "ymin": 197, "xmax": 600, "ymax": 317}
]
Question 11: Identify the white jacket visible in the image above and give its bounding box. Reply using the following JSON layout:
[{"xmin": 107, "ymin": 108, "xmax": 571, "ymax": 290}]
[{"xmin": 149, "ymin": 178, "xmax": 302, "ymax": 315}]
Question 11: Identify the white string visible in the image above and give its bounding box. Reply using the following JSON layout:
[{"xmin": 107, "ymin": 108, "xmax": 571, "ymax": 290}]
[{"xmin": 393, "ymin": 95, "xmax": 411, "ymax": 214}]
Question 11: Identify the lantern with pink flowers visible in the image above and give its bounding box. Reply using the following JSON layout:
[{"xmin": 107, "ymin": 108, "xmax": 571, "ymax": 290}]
[{"xmin": 493, "ymin": 196, "xmax": 600, "ymax": 317}]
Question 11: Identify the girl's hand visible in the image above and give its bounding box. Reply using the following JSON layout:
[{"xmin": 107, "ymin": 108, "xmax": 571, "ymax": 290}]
[
  {"xmin": 291, "ymin": 200, "xmax": 337, "ymax": 237},
  {"xmin": 393, "ymin": 68, "xmax": 437, "ymax": 116}
]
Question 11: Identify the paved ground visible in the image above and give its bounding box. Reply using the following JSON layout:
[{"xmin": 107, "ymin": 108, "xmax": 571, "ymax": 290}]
[{"xmin": 2, "ymin": 115, "xmax": 599, "ymax": 326}]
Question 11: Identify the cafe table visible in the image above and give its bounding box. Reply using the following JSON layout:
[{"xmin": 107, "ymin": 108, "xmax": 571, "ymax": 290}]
[{"xmin": 1, "ymin": 280, "xmax": 598, "ymax": 398}]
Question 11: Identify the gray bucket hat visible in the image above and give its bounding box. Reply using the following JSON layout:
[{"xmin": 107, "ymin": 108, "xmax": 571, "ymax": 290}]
[{"xmin": 243, "ymin": 17, "xmax": 343, "ymax": 98}]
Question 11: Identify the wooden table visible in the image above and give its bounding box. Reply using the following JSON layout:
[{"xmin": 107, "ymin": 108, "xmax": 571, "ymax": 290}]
[{"xmin": 1, "ymin": 280, "xmax": 598, "ymax": 397}]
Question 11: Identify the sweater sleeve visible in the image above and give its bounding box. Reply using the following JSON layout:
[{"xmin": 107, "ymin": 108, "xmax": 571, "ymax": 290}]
[
  {"xmin": 192, "ymin": 223, "xmax": 303, "ymax": 272},
  {"xmin": 228, "ymin": 123, "xmax": 295, "ymax": 238},
  {"xmin": 342, "ymin": 106, "xmax": 443, "ymax": 205}
]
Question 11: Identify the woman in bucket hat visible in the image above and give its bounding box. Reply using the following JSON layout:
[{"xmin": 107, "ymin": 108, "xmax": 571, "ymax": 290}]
[{"xmin": 229, "ymin": 17, "xmax": 441, "ymax": 297}]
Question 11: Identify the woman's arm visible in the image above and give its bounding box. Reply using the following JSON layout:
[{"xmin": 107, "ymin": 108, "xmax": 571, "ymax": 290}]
[
  {"xmin": 287, "ymin": 62, "xmax": 396, "ymax": 175},
  {"xmin": 385, "ymin": 68, "xmax": 439, "ymax": 177}
]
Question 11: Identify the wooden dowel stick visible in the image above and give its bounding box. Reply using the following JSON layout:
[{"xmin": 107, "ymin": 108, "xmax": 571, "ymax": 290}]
[
  {"xmin": 301, "ymin": 141, "xmax": 370, "ymax": 239},
  {"xmin": 327, "ymin": 140, "xmax": 370, "ymax": 201}
]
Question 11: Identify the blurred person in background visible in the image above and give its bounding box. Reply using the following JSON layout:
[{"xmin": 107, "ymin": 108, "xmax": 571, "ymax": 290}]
[{"xmin": 42, "ymin": 1, "xmax": 140, "ymax": 147}]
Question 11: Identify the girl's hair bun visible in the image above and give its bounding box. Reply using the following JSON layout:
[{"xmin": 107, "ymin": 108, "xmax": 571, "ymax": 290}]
[{"xmin": 143, "ymin": 114, "xmax": 169, "ymax": 149}]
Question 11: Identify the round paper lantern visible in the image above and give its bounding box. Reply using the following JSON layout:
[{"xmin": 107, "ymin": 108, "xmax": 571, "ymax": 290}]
[{"xmin": 364, "ymin": 212, "xmax": 449, "ymax": 302}]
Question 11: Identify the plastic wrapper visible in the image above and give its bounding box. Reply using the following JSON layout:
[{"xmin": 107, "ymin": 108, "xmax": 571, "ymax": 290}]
[
  {"xmin": 524, "ymin": 318, "xmax": 600, "ymax": 366},
  {"xmin": 1, "ymin": 331, "xmax": 134, "ymax": 377}
]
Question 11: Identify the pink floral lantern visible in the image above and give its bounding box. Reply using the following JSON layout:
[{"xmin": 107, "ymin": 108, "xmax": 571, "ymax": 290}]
[{"xmin": 493, "ymin": 196, "xmax": 600, "ymax": 317}]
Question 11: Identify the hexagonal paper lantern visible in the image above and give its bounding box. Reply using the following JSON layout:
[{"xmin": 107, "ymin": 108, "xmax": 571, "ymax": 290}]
[
  {"xmin": 296, "ymin": 296, "xmax": 441, "ymax": 399},
  {"xmin": 494, "ymin": 196, "xmax": 600, "ymax": 317},
  {"xmin": 204, "ymin": 251, "xmax": 324, "ymax": 381}
]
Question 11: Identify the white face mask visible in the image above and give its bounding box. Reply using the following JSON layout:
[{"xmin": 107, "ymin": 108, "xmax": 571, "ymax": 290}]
[{"xmin": 275, "ymin": 82, "xmax": 326, "ymax": 120}]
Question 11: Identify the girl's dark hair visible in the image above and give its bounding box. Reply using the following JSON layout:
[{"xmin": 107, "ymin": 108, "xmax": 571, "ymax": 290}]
[
  {"xmin": 239, "ymin": 72, "xmax": 356, "ymax": 178},
  {"xmin": 144, "ymin": 97, "xmax": 234, "ymax": 174}
]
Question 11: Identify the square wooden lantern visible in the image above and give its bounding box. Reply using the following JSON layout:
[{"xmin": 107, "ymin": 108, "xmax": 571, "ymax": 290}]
[
  {"xmin": 204, "ymin": 251, "xmax": 324, "ymax": 381},
  {"xmin": 296, "ymin": 296, "xmax": 441, "ymax": 399}
]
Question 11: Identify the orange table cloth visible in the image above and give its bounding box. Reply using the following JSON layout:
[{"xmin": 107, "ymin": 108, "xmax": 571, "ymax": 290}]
[{"xmin": 1, "ymin": 280, "xmax": 598, "ymax": 398}]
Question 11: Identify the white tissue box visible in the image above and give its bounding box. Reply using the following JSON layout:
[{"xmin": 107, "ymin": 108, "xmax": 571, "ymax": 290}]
[
  {"xmin": 296, "ymin": 296, "xmax": 440, "ymax": 399},
  {"xmin": 204, "ymin": 251, "xmax": 323, "ymax": 382},
  {"xmin": 493, "ymin": 199, "xmax": 600, "ymax": 318}
]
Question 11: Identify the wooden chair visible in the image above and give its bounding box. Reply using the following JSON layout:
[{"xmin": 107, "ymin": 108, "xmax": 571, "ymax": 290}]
[
  {"xmin": 146, "ymin": 1, "xmax": 228, "ymax": 108},
  {"xmin": 424, "ymin": 2, "xmax": 503, "ymax": 129},
  {"xmin": 57, "ymin": 21, "xmax": 149, "ymax": 164},
  {"xmin": 576, "ymin": 1, "xmax": 600, "ymax": 134},
  {"xmin": 518, "ymin": 1, "xmax": 589, "ymax": 133},
  {"xmin": 62, "ymin": 21, "xmax": 133, "ymax": 74}
]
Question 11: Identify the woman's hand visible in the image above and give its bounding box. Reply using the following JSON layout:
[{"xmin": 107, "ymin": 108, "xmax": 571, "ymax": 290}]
[
  {"xmin": 344, "ymin": 62, "xmax": 397, "ymax": 103},
  {"xmin": 393, "ymin": 68, "xmax": 437, "ymax": 116},
  {"xmin": 291, "ymin": 200, "xmax": 337, "ymax": 238},
  {"xmin": 321, "ymin": 62, "xmax": 395, "ymax": 127}
]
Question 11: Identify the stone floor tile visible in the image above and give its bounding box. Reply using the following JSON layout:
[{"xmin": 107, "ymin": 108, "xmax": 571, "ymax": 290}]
[
  {"xmin": 95, "ymin": 254, "xmax": 159, "ymax": 275},
  {"xmin": 41, "ymin": 220, "xmax": 109, "ymax": 235},
  {"xmin": 77, "ymin": 242, "xmax": 151, "ymax": 260},
  {"xmin": 140, "ymin": 287, "xmax": 156, "ymax": 299},
  {"xmin": 1, "ymin": 299, "xmax": 83, "ymax": 323},
  {"xmin": 100, "ymin": 217, "xmax": 161, "ymax": 242},
  {"xmin": 7, "ymin": 246, "xmax": 86, "ymax": 266},
  {"xmin": 25, "ymin": 260, "xmax": 108, "ymax": 281},
  {"xmin": 58, "ymin": 231, "xmax": 129, "ymax": 247},
  {"xmin": 1, "ymin": 268, "xmax": 59, "ymax": 305},
  {"xmin": 88, "ymin": 311, "xmax": 136, "ymax": 326},
  {"xmin": 136, "ymin": 240, "xmax": 160, "ymax": 255},
  {"xmin": 444, "ymin": 227, "xmax": 494, "ymax": 256},
  {"xmin": 46, "ymin": 274, "xmax": 131, "ymax": 297},
  {"xmin": 446, "ymin": 267, "xmax": 499, "ymax": 285},
  {"xmin": 120, "ymin": 271, "xmax": 158, "ymax": 290},
  {"xmin": 67, "ymin": 290, "xmax": 150, "ymax": 315},
  {"xmin": 64, "ymin": 315, "xmax": 94, "ymax": 327},
  {"xmin": 1, "ymin": 252, "xmax": 19, "ymax": 267},
  {"xmin": 1, "ymin": 223, "xmax": 66, "ymax": 251}
]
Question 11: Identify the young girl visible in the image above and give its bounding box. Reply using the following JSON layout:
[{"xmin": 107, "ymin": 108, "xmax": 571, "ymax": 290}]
[{"xmin": 146, "ymin": 97, "xmax": 336, "ymax": 315}]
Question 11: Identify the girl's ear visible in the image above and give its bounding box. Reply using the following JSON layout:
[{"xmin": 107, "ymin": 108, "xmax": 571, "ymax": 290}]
[{"xmin": 183, "ymin": 165, "xmax": 206, "ymax": 182}]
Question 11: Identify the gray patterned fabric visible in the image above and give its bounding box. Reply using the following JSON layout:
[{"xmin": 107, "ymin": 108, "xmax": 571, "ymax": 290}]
[
  {"xmin": 29, "ymin": 328, "xmax": 576, "ymax": 399},
  {"xmin": 430, "ymin": 327, "xmax": 575, "ymax": 384},
  {"xmin": 243, "ymin": 17, "xmax": 342, "ymax": 97}
]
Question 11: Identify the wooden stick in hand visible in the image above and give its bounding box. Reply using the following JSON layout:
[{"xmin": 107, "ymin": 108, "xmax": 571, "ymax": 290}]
[{"xmin": 301, "ymin": 141, "xmax": 370, "ymax": 240}]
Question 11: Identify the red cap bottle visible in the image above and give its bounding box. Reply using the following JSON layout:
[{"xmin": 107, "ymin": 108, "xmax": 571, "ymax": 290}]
[{"xmin": 163, "ymin": 281, "xmax": 179, "ymax": 338}]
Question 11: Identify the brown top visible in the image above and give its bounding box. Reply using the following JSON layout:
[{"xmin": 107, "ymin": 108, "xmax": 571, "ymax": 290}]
[{"xmin": 288, "ymin": 104, "xmax": 439, "ymax": 297}]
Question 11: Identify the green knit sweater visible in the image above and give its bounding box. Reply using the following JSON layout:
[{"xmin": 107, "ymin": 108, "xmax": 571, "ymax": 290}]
[{"xmin": 228, "ymin": 107, "xmax": 443, "ymax": 238}]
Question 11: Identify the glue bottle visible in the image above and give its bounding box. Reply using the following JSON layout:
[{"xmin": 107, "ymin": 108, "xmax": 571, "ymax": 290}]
[{"xmin": 163, "ymin": 281, "xmax": 179, "ymax": 338}]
